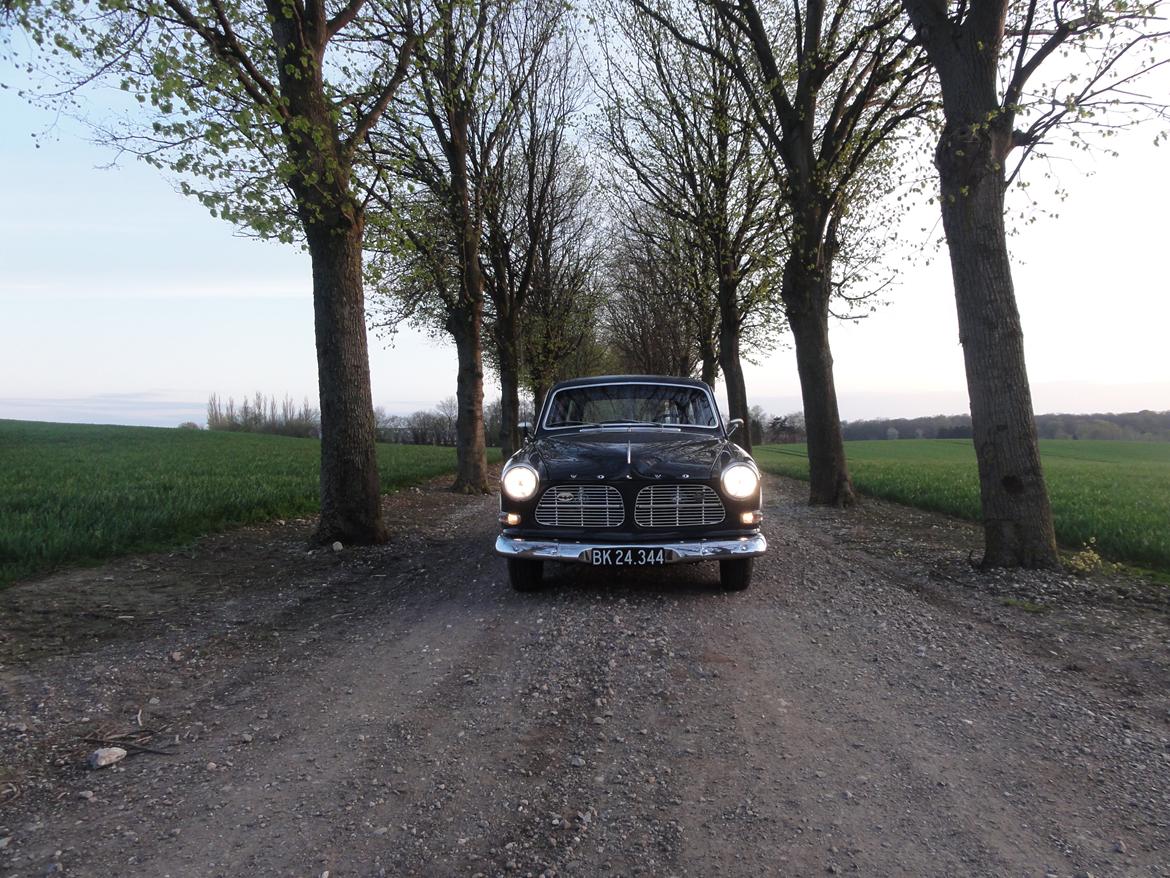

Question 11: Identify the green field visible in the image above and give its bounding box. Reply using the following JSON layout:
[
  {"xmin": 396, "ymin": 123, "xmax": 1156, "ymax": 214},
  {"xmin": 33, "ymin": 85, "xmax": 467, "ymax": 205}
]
[
  {"xmin": 756, "ymin": 439, "xmax": 1170, "ymax": 573},
  {"xmin": 0, "ymin": 420, "xmax": 501, "ymax": 585}
]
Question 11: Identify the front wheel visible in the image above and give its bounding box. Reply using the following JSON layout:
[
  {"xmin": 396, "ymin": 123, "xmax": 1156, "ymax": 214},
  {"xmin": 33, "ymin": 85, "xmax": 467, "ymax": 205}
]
[
  {"xmin": 508, "ymin": 558, "xmax": 544, "ymax": 592},
  {"xmin": 719, "ymin": 558, "xmax": 753, "ymax": 591}
]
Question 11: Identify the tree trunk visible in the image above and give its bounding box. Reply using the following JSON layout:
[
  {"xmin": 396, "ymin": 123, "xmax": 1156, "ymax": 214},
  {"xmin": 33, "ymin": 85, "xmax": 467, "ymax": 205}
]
[
  {"xmin": 449, "ymin": 304, "xmax": 490, "ymax": 494},
  {"xmin": 699, "ymin": 340, "xmax": 718, "ymax": 391},
  {"xmin": 783, "ymin": 253, "xmax": 855, "ymax": 507},
  {"xmin": 495, "ymin": 315, "xmax": 522, "ymax": 459},
  {"xmin": 305, "ymin": 220, "xmax": 387, "ymax": 544},
  {"xmin": 936, "ymin": 122, "xmax": 1058, "ymax": 568},
  {"xmin": 717, "ymin": 282, "xmax": 751, "ymax": 451},
  {"xmin": 267, "ymin": 8, "xmax": 385, "ymax": 545},
  {"xmin": 498, "ymin": 359, "xmax": 520, "ymax": 459},
  {"xmin": 444, "ymin": 106, "xmax": 490, "ymax": 495}
]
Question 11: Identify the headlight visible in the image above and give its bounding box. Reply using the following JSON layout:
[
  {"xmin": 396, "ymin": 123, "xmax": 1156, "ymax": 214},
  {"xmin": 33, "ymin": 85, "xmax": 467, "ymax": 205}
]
[
  {"xmin": 721, "ymin": 463, "xmax": 759, "ymax": 499},
  {"xmin": 502, "ymin": 464, "xmax": 539, "ymax": 501}
]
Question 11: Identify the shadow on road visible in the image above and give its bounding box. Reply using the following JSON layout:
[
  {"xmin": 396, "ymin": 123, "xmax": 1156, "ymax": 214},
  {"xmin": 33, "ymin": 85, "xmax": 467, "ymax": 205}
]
[{"xmin": 516, "ymin": 559, "xmax": 734, "ymax": 600}]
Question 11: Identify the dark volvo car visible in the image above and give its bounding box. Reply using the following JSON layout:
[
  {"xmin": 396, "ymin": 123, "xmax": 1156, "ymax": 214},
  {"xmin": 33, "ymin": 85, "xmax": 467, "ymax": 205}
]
[{"xmin": 495, "ymin": 375, "xmax": 766, "ymax": 591}]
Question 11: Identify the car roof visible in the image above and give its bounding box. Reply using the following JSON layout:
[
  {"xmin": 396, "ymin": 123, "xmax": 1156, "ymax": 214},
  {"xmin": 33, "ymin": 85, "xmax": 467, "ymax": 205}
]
[{"xmin": 548, "ymin": 374, "xmax": 712, "ymax": 392}]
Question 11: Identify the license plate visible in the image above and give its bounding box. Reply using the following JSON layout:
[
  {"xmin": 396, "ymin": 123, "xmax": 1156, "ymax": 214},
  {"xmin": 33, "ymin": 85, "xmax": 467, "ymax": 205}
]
[{"xmin": 588, "ymin": 547, "xmax": 669, "ymax": 566}]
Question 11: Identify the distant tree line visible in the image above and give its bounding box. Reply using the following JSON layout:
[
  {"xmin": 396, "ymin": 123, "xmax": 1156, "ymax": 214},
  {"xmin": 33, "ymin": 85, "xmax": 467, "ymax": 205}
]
[
  {"xmin": 206, "ymin": 398, "xmax": 1169, "ymax": 447},
  {"xmin": 208, "ymin": 393, "xmax": 540, "ymax": 447},
  {"xmin": 206, "ymin": 394, "xmax": 321, "ymax": 439},
  {"xmin": 839, "ymin": 411, "xmax": 1170, "ymax": 442},
  {"xmin": 739, "ymin": 407, "xmax": 807, "ymax": 446},
  {"xmin": 841, "ymin": 414, "xmax": 973, "ymax": 441},
  {"xmin": 372, "ymin": 397, "xmax": 535, "ymax": 446}
]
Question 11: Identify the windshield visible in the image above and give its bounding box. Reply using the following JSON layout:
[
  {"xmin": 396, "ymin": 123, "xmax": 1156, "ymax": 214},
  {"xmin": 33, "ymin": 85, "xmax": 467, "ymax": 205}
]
[{"xmin": 542, "ymin": 383, "xmax": 719, "ymax": 431}]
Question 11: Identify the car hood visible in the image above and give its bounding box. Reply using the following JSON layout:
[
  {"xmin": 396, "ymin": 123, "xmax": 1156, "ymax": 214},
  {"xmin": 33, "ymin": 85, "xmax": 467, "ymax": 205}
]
[{"xmin": 527, "ymin": 430, "xmax": 737, "ymax": 481}]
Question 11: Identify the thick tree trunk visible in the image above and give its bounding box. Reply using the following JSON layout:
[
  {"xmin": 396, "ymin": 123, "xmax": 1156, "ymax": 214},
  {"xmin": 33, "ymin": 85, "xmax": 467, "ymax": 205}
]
[
  {"xmin": 267, "ymin": 9, "xmax": 385, "ymax": 545},
  {"xmin": 305, "ymin": 221, "xmax": 387, "ymax": 544},
  {"xmin": 717, "ymin": 281, "xmax": 751, "ymax": 451},
  {"xmin": 936, "ymin": 123, "xmax": 1058, "ymax": 568},
  {"xmin": 783, "ymin": 253, "xmax": 855, "ymax": 508},
  {"xmin": 699, "ymin": 342, "xmax": 718, "ymax": 390},
  {"xmin": 449, "ymin": 305, "xmax": 490, "ymax": 494},
  {"xmin": 495, "ymin": 315, "xmax": 521, "ymax": 459},
  {"xmin": 498, "ymin": 360, "xmax": 520, "ymax": 458},
  {"xmin": 444, "ymin": 108, "xmax": 490, "ymax": 495}
]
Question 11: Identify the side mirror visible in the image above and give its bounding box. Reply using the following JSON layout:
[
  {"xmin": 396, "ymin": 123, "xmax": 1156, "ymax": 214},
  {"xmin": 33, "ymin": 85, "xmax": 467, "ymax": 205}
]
[
  {"xmin": 725, "ymin": 418, "xmax": 744, "ymax": 438},
  {"xmin": 518, "ymin": 421, "xmax": 532, "ymax": 442}
]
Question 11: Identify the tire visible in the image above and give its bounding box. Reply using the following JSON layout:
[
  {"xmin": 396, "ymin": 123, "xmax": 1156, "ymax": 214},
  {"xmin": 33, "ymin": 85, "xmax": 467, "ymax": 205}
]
[
  {"xmin": 719, "ymin": 558, "xmax": 753, "ymax": 591},
  {"xmin": 507, "ymin": 558, "xmax": 544, "ymax": 592}
]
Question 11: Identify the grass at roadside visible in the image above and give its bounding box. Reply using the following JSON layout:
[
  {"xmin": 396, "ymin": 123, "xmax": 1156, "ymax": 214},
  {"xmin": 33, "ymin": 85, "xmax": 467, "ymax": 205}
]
[
  {"xmin": 755, "ymin": 439, "xmax": 1170, "ymax": 573},
  {"xmin": 0, "ymin": 419, "xmax": 501, "ymax": 585}
]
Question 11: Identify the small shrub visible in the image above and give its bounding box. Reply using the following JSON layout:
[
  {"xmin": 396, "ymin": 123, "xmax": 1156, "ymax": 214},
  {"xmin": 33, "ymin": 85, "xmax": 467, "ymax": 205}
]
[{"xmin": 1065, "ymin": 538, "xmax": 1103, "ymax": 576}]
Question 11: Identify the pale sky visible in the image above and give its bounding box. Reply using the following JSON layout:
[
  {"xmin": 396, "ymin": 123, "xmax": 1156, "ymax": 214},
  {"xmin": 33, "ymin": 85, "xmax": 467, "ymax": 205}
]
[{"xmin": 2, "ymin": 64, "xmax": 1168, "ymax": 428}]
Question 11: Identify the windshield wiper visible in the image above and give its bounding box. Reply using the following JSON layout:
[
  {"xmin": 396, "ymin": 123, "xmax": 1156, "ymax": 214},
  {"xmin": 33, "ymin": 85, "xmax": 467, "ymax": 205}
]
[{"xmin": 613, "ymin": 420, "xmax": 691, "ymax": 428}]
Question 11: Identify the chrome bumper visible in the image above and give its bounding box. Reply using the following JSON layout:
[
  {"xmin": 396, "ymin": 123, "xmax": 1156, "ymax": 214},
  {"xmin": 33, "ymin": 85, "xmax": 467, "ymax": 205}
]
[{"xmin": 495, "ymin": 533, "xmax": 767, "ymax": 563}]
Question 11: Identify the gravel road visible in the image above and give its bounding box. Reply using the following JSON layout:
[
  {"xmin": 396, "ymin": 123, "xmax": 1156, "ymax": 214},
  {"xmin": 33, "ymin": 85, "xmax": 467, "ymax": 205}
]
[{"xmin": 1, "ymin": 474, "xmax": 1168, "ymax": 877}]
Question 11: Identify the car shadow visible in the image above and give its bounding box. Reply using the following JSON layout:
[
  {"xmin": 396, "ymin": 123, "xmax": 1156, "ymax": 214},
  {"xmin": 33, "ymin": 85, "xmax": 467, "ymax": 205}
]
[{"xmin": 531, "ymin": 560, "xmax": 731, "ymax": 599}]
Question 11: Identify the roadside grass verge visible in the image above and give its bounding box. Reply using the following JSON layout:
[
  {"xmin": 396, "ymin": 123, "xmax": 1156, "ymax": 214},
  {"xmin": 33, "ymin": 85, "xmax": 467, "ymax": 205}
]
[
  {"xmin": 0, "ymin": 420, "xmax": 501, "ymax": 585},
  {"xmin": 755, "ymin": 439, "xmax": 1170, "ymax": 574}
]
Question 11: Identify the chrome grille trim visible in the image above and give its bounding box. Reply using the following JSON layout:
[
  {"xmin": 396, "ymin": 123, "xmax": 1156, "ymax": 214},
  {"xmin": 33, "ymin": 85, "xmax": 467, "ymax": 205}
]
[
  {"xmin": 535, "ymin": 485, "xmax": 625, "ymax": 528},
  {"xmin": 635, "ymin": 484, "xmax": 725, "ymax": 528}
]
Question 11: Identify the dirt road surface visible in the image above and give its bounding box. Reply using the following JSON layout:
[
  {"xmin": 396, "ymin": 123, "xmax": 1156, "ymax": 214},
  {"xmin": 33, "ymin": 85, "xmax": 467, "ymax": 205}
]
[{"xmin": 2, "ymin": 475, "xmax": 1169, "ymax": 877}]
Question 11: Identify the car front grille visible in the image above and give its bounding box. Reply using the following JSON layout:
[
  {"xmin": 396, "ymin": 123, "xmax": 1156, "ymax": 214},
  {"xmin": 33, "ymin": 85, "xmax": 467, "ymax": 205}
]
[
  {"xmin": 635, "ymin": 484, "xmax": 725, "ymax": 527},
  {"xmin": 535, "ymin": 484, "xmax": 625, "ymax": 528}
]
